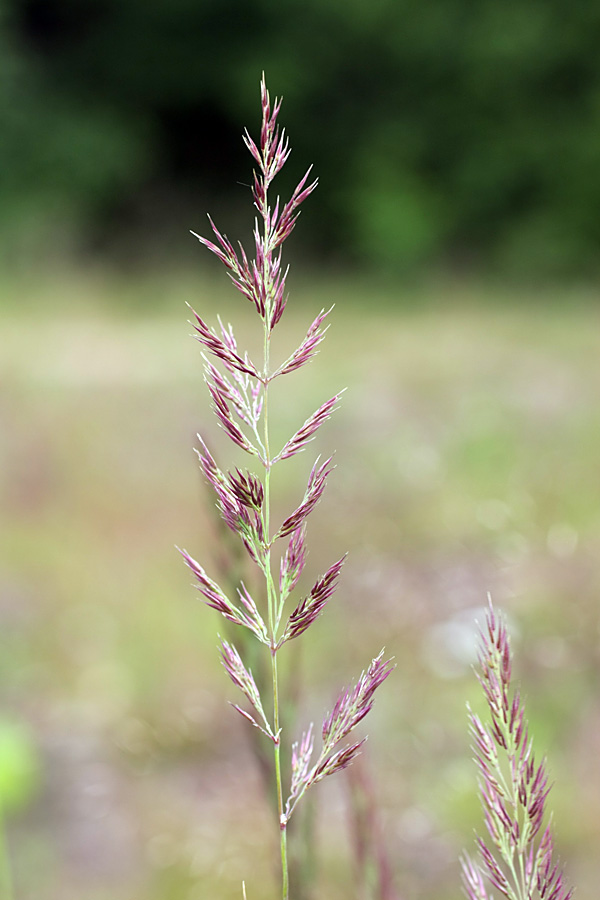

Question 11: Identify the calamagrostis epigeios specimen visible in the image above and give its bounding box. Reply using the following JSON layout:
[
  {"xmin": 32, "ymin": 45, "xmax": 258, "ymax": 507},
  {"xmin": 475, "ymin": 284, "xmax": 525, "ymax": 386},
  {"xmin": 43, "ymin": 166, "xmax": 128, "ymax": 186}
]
[
  {"xmin": 462, "ymin": 601, "xmax": 573, "ymax": 900},
  {"xmin": 179, "ymin": 75, "xmax": 393, "ymax": 899}
]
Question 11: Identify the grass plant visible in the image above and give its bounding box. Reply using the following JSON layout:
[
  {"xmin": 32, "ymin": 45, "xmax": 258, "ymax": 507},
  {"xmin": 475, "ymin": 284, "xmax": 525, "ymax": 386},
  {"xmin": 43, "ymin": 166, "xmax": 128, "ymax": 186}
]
[
  {"xmin": 463, "ymin": 602, "xmax": 573, "ymax": 900},
  {"xmin": 180, "ymin": 76, "xmax": 393, "ymax": 899}
]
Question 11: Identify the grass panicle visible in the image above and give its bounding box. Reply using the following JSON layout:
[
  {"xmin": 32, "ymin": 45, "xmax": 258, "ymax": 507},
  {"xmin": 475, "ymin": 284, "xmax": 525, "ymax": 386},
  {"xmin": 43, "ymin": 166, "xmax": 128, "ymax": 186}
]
[
  {"xmin": 181, "ymin": 74, "xmax": 393, "ymax": 900},
  {"xmin": 462, "ymin": 601, "xmax": 573, "ymax": 900}
]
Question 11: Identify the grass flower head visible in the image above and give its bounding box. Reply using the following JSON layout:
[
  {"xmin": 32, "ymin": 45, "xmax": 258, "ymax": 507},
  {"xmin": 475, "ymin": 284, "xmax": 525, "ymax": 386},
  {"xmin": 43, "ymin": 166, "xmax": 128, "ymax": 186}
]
[
  {"xmin": 181, "ymin": 74, "xmax": 393, "ymax": 899},
  {"xmin": 463, "ymin": 601, "xmax": 573, "ymax": 900}
]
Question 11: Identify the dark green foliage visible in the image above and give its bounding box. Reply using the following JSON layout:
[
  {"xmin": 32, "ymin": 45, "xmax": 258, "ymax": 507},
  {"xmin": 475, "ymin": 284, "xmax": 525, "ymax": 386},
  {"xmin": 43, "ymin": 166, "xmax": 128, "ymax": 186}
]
[{"xmin": 4, "ymin": 0, "xmax": 600, "ymax": 275}]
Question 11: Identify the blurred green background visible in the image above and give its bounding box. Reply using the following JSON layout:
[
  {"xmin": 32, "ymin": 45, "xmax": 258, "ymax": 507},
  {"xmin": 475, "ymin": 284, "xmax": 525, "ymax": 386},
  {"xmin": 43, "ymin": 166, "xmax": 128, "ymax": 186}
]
[
  {"xmin": 1, "ymin": 2, "xmax": 600, "ymax": 899},
  {"xmin": 3, "ymin": 0, "xmax": 600, "ymax": 277}
]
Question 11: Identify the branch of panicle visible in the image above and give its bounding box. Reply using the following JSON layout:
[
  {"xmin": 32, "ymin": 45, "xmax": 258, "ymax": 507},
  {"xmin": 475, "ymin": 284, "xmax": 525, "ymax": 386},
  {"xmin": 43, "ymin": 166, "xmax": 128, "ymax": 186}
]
[
  {"xmin": 275, "ymin": 393, "xmax": 343, "ymax": 462},
  {"xmin": 275, "ymin": 456, "xmax": 335, "ymax": 540},
  {"xmin": 196, "ymin": 440, "xmax": 267, "ymax": 566},
  {"xmin": 461, "ymin": 601, "xmax": 573, "ymax": 900},
  {"xmin": 279, "ymin": 554, "xmax": 347, "ymax": 642},
  {"xmin": 203, "ymin": 360, "xmax": 264, "ymax": 452},
  {"xmin": 189, "ymin": 306, "xmax": 260, "ymax": 380},
  {"xmin": 271, "ymin": 166, "xmax": 319, "ymax": 249},
  {"xmin": 279, "ymin": 525, "xmax": 307, "ymax": 603},
  {"xmin": 220, "ymin": 638, "xmax": 278, "ymax": 742},
  {"xmin": 178, "ymin": 548, "xmax": 268, "ymax": 644},
  {"xmin": 272, "ymin": 307, "xmax": 333, "ymax": 379},
  {"xmin": 287, "ymin": 724, "xmax": 315, "ymax": 815},
  {"xmin": 284, "ymin": 652, "xmax": 394, "ymax": 821},
  {"xmin": 206, "ymin": 379, "xmax": 261, "ymax": 458}
]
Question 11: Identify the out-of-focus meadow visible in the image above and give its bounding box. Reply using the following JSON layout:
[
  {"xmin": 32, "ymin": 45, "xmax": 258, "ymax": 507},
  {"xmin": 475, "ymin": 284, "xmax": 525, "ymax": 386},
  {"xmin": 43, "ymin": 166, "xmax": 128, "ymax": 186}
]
[
  {"xmin": 3, "ymin": 1, "xmax": 600, "ymax": 897},
  {"xmin": 2, "ymin": 269, "xmax": 599, "ymax": 900}
]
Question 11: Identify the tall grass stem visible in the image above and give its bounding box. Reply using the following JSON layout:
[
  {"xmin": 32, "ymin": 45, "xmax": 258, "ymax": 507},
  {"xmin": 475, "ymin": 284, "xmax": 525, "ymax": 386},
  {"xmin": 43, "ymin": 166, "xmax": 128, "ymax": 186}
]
[{"xmin": 184, "ymin": 75, "xmax": 392, "ymax": 899}]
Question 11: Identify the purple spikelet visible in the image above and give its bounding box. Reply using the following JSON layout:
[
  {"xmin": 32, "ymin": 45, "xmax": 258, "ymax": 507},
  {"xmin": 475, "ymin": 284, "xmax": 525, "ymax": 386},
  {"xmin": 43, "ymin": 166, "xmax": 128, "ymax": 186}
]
[
  {"xmin": 276, "ymin": 393, "xmax": 343, "ymax": 461},
  {"xmin": 276, "ymin": 456, "xmax": 335, "ymax": 539},
  {"xmin": 273, "ymin": 307, "xmax": 332, "ymax": 377},
  {"xmin": 462, "ymin": 601, "xmax": 573, "ymax": 900},
  {"xmin": 220, "ymin": 638, "xmax": 277, "ymax": 741},
  {"xmin": 322, "ymin": 652, "xmax": 395, "ymax": 747},
  {"xmin": 178, "ymin": 548, "xmax": 267, "ymax": 643},
  {"xmin": 281, "ymin": 554, "xmax": 347, "ymax": 643},
  {"xmin": 284, "ymin": 651, "xmax": 394, "ymax": 821},
  {"xmin": 190, "ymin": 308, "xmax": 260, "ymax": 379},
  {"xmin": 279, "ymin": 525, "xmax": 307, "ymax": 600}
]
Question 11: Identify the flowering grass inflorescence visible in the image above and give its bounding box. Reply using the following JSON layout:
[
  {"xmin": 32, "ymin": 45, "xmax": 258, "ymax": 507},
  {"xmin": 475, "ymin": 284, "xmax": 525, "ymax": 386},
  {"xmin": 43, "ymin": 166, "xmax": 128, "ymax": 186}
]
[
  {"xmin": 180, "ymin": 75, "xmax": 393, "ymax": 899},
  {"xmin": 462, "ymin": 602, "xmax": 573, "ymax": 900}
]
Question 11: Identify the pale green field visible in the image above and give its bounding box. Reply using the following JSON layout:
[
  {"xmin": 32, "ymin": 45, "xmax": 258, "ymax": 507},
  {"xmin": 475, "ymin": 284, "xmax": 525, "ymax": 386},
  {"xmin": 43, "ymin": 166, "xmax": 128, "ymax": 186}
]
[{"xmin": 1, "ymin": 270, "xmax": 599, "ymax": 899}]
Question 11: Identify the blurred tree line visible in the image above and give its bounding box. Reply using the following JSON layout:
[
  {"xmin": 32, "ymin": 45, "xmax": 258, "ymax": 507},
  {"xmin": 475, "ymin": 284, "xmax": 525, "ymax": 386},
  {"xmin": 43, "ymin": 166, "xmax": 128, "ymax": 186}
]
[{"xmin": 2, "ymin": 0, "xmax": 600, "ymax": 276}]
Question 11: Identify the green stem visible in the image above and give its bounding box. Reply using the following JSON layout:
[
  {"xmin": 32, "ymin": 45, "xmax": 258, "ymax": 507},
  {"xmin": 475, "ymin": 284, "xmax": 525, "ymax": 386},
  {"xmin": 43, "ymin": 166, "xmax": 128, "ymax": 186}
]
[
  {"xmin": 272, "ymin": 651, "xmax": 289, "ymax": 900},
  {"xmin": 262, "ymin": 273, "xmax": 289, "ymax": 900}
]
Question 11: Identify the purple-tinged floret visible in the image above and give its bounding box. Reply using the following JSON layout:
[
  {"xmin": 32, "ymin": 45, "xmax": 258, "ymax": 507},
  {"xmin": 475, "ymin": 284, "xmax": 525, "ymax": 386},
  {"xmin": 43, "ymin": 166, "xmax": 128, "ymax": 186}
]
[
  {"xmin": 275, "ymin": 456, "xmax": 334, "ymax": 540},
  {"xmin": 276, "ymin": 393, "xmax": 343, "ymax": 462},
  {"xmin": 273, "ymin": 307, "xmax": 333, "ymax": 378},
  {"xmin": 281, "ymin": 554, "xmax": 347, "ymax": 644},
  {"xmin": 279, "ymin": 525, "xmax": 307, "ymax": 599}
]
